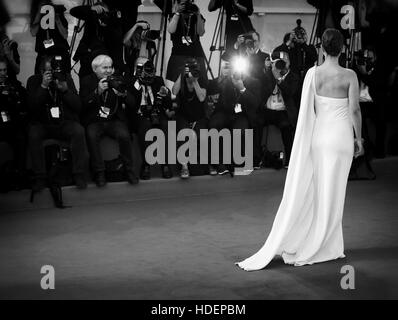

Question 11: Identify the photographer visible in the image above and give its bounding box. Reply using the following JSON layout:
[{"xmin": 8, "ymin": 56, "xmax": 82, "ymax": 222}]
[
  {"xmin": 208, "ymin": 52, "xmax": 261, "ymax": 175},
  {"xmin": 255, "ymin": 53, "xmax": 300, "ymax": 168},
  {"xmin": 80, "ymin": 55, "xmax": 138, "ymax": 187},
  {"xmin": 166, "ymin": 0, "xmax": 207, "ymax": 84},
  {"xmin": 208, "ymin": 0, "xmax": 254, "ymax": 53},
  {"xmin": 123, "ymin": 21, "xmax": 159, "ymax": 78},
  {"xmin": 30, "ymin": 0, "xmax": 70, "ymax": 75},
  {"xmin": 0, "ymin": 27, "xmax": 20, "ymax": 81},
  {"xmin": 0, "ymin": 58, "xmax": 27, "ymax": 189},
  {"xmin": 70, "ymin": 1, "xmax": 125, "ymax": 81},
  {"xmin": 234, "ymin": 31, "xmax": 271, "ymax": 80},
  {"xmin": 172, "ymin": 58, "xmax": 208, "ymax": 179},
  {"xmin": 127, "ymin": 60, "xmax": 173, "ymax": 180},
  {"xmin": 27, "ymin": 56, "xmax": 88, "ymax": 192}
]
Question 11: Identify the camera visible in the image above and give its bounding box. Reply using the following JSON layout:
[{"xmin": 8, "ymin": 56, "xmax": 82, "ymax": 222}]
[
  {"xmin": 184, "ymin": 58, "xmax": 201, "ymax": 78},
  {"xmin": 141, "ymin": 29, "xmax": 161, "ymax": 42},
  {"xmin": 354, "ymin": 50, "xmax": 373, "ymax": 67},
  {"xmin": 51, "ymin": 56, "xmax": 67, "ymax": 82},
  {"xmin": 0, "ymin": 34, "xmax": 18, "ymax": 51},
  {"xmin": 106, "ymin": 75, "xmax": 127, "ymax": 93},
  {"xmin": 139, "ymin": 61, "xmax": 156, "ymax": 85},
  {"xmin": 97, "ymin": 9, "xmax": 121, "ymax": 26},
  {"xmin": 181, "ymin": 0, "xmax": 199, "ymax": 15}
]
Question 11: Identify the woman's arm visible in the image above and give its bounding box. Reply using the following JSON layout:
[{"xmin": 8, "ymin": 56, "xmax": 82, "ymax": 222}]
[
  {"xmin": 196, "ymin": 12, "xmax": 205, "ymax": 37},
  {"xmin": 348, "ymin": 70, "xmax": 364, "ymax": 157},
  {"xmin": 123, "ymin": 24, "xmax": 139, "ymax": 47},
  {"xmin": 192, "ymin": 79, "xmax": 207, "ymax": 102},
  {"xmin": 168, "ymin": 14, "xmax": 180, "ymax": 34},
  {"xmin": 172, "ymin": 74, "xmax": 182, "ymax": 96}
]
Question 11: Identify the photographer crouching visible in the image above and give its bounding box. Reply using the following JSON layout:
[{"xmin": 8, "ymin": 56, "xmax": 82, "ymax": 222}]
[
  {"xmin": 172, "ymin": 58, "xmax": 208, "ymax": 179},
  {"xmin": 0, "ymin": 58, "xmax": 28, "ymax": 190},
  {"xmin": 127, "ymin": 60, "xmax": 173, "ymax": 180},
  {"xmin": 208, "ymin": 52, "xmax": 261, "ymax": 175},
  {"xmin": 27, "ymin": 56, "xmax": 89, "ymax": 192},
  {"xmin": 80, "ymin": 55, "xmax": 138, "ymax": 187}
]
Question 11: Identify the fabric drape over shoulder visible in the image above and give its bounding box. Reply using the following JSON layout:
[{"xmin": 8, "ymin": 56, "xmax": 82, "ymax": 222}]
[{"xmin": 237, "ymin": 66, "xmax": 317, "ymax": 270}]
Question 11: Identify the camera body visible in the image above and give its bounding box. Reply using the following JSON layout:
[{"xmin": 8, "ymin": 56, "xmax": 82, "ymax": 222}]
[
  {"xmin": 106, "ymin": 75, "xmax": 127, "ymax": 93},
  {"xmin": 181, "ymin": 0, "xmax": 199, "ymax": 15},
  {"xmin": 184, "ymin": 59, "xmax": 201, "ymax": 78},
  {"xmin": 51, "ymin": 56, "xmax": 67, "ymax": 82}
]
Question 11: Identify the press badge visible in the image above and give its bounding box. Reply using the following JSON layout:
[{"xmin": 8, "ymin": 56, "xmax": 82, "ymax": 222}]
[
  {"xmin": 50, "ymin": 107, "xmax": 60, "ymax": 119},
  {"xmin": 1, "ymin": 111, "xmax": 10, "ymax": 122},
  {"xmin": 231, "ymin": 14, "xmax": 239, "ymax": 21},
  {"xmin": 234, "ymin": 103, "xmax": 242, "ymax": 113},
  {"xmin": 43, "ymin": 39, "xmax": 55, "ymax": 49},
  {"xmin": 99, "ymin": 106, "xmax": 110, "ymax": 118},
  {"xmin": 134, "ymin": 80, "xmax": 141, "ymax": 90},
  {"xmin": 182, "ymin": 36, "xmax": 192, "ymax": 46}
]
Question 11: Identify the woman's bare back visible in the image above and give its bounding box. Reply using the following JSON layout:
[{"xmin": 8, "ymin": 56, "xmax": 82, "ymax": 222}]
[{"xmin": 315, "ymin": 64, "xmax": 352, "ymax": 99}]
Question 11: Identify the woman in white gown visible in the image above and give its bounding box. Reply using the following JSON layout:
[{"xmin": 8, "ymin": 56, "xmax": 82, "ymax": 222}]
[{"xmin": 236, "ymin": 29, "xmax": 365, "ymax": 271}]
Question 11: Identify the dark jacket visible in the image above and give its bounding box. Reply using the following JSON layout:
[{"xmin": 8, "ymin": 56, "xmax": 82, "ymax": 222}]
[
  {"xmin": 127, "ymin": 75, "xmax": 171, "ymax": 117},
  {"xmin": 259, "ymin": 69, "xmax": 300, "ymax": 126},
  {"xmin": 249, "ymin": 50, "xmax": 270, "ymax": 80},
  {"xmin": 69, "ymin": 5, "xmax": 124, "ymax": 76},
  {"xmin": 26, "ymin": 74, "xmax": 81, "ymax": 125},
  {"xmin": 213, "ymin": 75, "xmax": 261, "ymax": 127},
  {"xmin": 0, "ymin": 79, "xmax": 28, "ymax": 127},
  {"xmin": 80, "ymin": 73, "xmax": 134, "ymax": 126}
]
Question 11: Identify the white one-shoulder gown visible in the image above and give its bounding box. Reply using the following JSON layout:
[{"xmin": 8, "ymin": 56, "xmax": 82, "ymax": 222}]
[{"xmin": 237, "ymin": 66, "xmax": 354, "ymax": 270}]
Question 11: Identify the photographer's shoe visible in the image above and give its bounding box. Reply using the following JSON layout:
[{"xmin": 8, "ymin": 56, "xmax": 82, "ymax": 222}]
[
  {"xmin": 140, "ymin": 165, "xmax": 151, "ymax": 180},
  {"xmin": 209, "ymin": 165, "xmax": 218, "ymax": 176},
  {"xmin": 180, "ymin": 165, "xmax": 190, "ymax": 179},
  {"xmin": 74, "ymin": 174, "xmax": 87, "ymax": 189},
  {"xmin": 95, "ymin": 171, "xmax": 107, "ymax": 188},
  {"xmin": 162, "ymin": 165, "xmax": 173, "ymax": 179},
  {"xmin": 217, "ymin": 165, "xmax": 230, "ymax": 176},
  {"xmin": 126, "ymin": 171, "xmax": 139, "ymax": 185}
]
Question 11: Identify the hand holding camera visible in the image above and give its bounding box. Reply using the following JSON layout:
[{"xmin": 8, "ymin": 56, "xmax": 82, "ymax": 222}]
[
  {"xmin": 98, "ymin": 78, "xmax": 109, "ymax": 95},
  {"xmin": 232, "ymin": 76, "xmax": 245, "ymax": 91},
  {"xmin": 91, "ymin": 3, "xmax": 108, "ymax": 15},
  {"xmin": 41, "ymin": 71, "xmax": 53, "ymax": 89}
]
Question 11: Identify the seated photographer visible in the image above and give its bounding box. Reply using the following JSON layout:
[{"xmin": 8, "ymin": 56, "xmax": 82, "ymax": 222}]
[
  {"xmin": 233, "ymin": 31, "xmax": 271, "ymax": 80},
  {"xmin": 172, "ymin": 58, "xmax": 208, "ymax": 179},
  {"xmin": 70, "ymin": 0, "xmax": 125, "ymax": 81},
  {"xmin": 0, "ymin": 58, "xmax": 28, "ymax": 189},
  {"xmin": 80, "ymin": 55, "xmax": 138, "ymax": 187},
  {"xmin": 0, "ymin": 27, "xmax": 20, "ymax": 82},
  {"xmin": 166, "ymin": 0, "xmax": 207, "ymax": 84},
  {"xmin": 127, "ymin": 60, "xmax": 173, "ymax": 180},
  {"xmin": 208, "ymin": 52, "xmax": 261, "ymax": 175},
  {"xmin": 30, "ymin": 0, "xmax": 70, "ymax": 75},
  {"xmin": 26, "ymin": 56, "xmax": 89, "ymax": 192},
  {"xmin": 255, "ymin": 54, "xmax": 300, "ymax": 168},
  {"xmin": 123, "ymin": 21, "xmax": 159, "ymax": 78},
  {"xmin": 209, "ymin": 0, "xmax": 254, "ymax": 53}
]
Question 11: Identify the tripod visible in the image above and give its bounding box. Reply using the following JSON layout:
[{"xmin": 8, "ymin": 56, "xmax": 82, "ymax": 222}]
[
  {"xmin": 69, "ymin": 0, "xmax": 97, "ymax": 73},
  {"xmin": 207, "ymin": 5, "xmax": 226, "ymax": 77}
]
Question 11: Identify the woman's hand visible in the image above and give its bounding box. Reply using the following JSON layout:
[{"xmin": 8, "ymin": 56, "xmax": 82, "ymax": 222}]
[
  {"xmin": 91, "ymin": 4, "xmax": 108, "ymax": 15},
  {"xmin": 354, "ymin": 138, "xmax": 365, "ymax": 158}
]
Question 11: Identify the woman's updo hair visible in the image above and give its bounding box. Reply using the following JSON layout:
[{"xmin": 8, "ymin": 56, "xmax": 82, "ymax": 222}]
[{"xmin": 322, "ymin": 28, "xmax": 344, "ymax": 57}]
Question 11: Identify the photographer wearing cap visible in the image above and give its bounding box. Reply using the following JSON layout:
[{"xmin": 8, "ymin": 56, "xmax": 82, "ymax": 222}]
[
  {"xmin": 80, "ymin": 55, "xmax": 138, "ymax": 187},
  {"xmin": 209, "ymin": 0, "xmax": 254, "ymax": 53},
  {"xmin": 166, "ymin": 0, "xmax": 207, "ymax": 84},
  {"xmin": 172, "ymin": 57, "xmax": 208, "ymax": 179},
  {"xmin": 208, "ymin": 52, "xmax": 261, "ymax": 175},
  {"xmin": 254, "ymin": 51, "xmax": 300, "ymax": 168},
  {"xmin": 30, "ymin": 0, "xmax": 70, "ymax": 75},
  {"xmin": 127, "ymin": 60, "xmax": 173, "ymax": 180},
  {"xmin": 27, "ymin": 55, "xmax": 88, "ymax": 192},
  {"xmin": 70, "ymin": 0, "xmax": 125, "ymax": 81},
  {"xmin": 0, "ymin": 27, "xmax": 20, "ymax": 82},
  {"xmin": 0, "ymin": 57, "xmax": 28, "ymax": 189}
]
